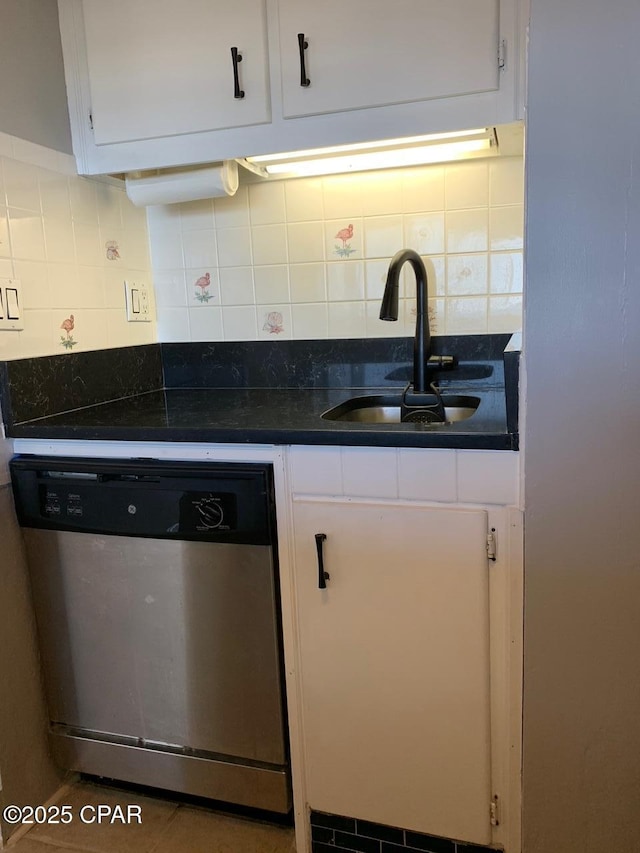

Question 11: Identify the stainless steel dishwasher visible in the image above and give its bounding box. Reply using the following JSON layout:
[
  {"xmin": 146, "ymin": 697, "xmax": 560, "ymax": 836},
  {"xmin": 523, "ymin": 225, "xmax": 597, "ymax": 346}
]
[{"xmin": 10, "ymin": 456, "xmax": 291, "ymax": 813}]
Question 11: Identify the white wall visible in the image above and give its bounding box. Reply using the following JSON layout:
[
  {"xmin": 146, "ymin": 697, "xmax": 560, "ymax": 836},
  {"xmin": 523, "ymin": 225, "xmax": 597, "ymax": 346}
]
[
  {"xmin": 149, "ymin": 156, "xmax": 524, "ymax": 342},
  {"xmin": 523, "ymin": 0, "xmax": 640, "ymax": 850},
  {"xmin": 0, "ymin": 132, "xmax": 155, "ymax": 360},
  {"xmin": 0, "ymin": 0, "xmax": 72, "ymax": 155}
]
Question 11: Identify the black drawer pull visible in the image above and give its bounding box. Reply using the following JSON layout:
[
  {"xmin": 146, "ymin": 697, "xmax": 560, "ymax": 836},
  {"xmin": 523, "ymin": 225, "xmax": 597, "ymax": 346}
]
[
  {"xmin": 231, "ymin": 47, "xmax": 245, "ymax": 99},
  {"xmin": 298, "ymin": 33, "xmax": 311, "ymax": 87},
  {"xmin": 315, "ymin": 533, "xmax": 329, "ymax": 589}
]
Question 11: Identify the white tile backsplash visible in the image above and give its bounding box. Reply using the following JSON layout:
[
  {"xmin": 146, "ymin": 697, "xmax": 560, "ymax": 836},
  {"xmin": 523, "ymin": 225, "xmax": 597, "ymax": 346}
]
[
  {"xmin": 456, "ymin": 450, "xmax": 519, "ymax": 505},
  {"xmin": 402, "ymin": 166, "xmax": 445, "ymax": 213},
  {"xmin": 403, "ymin": 212, "xmax": 445, "ymax": 255},
  {"xmin": 3, "ymin": 158, "xmax": 42, "ymax": 211},
  {"xmin": 289, "ymin": 445, "xmax": 344, "ymax": 495},
  {"xmin": 292, "ymin": 302, "xmax": 328, "ymax": 338},
  {"xmin": 322, "ymin": 174, "xmax": 365, "ymax": 219},
  {"xmin": 0, "ymin": 133, "xmax": 155, "ymax": 360},
  {"xmin": 284, "ymin": 178, "xmax": 324, "ymax": 222},
  {"xmin": 69, "ymin": 179, "xmax": 98, "ymax": 224},
  {"xmin": 488, "ymin": 295, "xmax": 523, "ymax": 333},
  {"xmin": 149, "ymin": 156, "xmax": 524, "ymax": 343},
  {"xmin": 287, "ymin": 221, "xmax": 325, "ymax": 264},
  {"xmin": 360, "ymin": 169, "xmax": 404, "ymax": 216},
  {"xmin": 222, "ymin": 305, "xmax": 258, "ymax": 340},
  {"xmin": 180, "ymin": 199, "xmax": 215, "ymax": 231},
  {"xmin": 254, "ymin": 265, "xmax": 290, "ymax": 304},
  {"xmin": 0, "ymin": 208, "xmax": 11, "ymax": 257},
  {"xmin": 219, "ymin": 266, "xmax": 255, "ymax": 306},
  {"xmin": 490, "ymin": 252, "xmax": 524, "ymax": 294},
  {"xmin": 447, "ymin": 254, "xmax": 489, "ymax": 296},
  {"xmin": 251, "ymin": 224, "xmax": 287, "ymax": 265},
  {"xmin": 446, "ymin": 208, "xmax": 489, "ymax": 253},
  {"xmin": 490, "ymin": 158, "xmax": 525, "ymax": 206},
  {"xmin": 398, "ymin": 448, "xmax": 457, "ymax": 502},
  {"xmin": 290, "ymin": 263, "xmax": 326, "ymax": 303},
  {"xmin": 213, "ymin": 186, "xmax": 249, "ymax": 227},
  {"xmin": 327, "ymin": 261, "xmax": 365, "ymax": 302},
  {"xmin": 363, "ymin": 215, "xmax": 404, "ymax": 259},
  {"xmin": 288, "ymin": 447, "xmax": 518, "ymax": 505},
  {"xmin": 248, "ymin": 181, "xmax": 286, "ymax": 225},
  {"xmin": 182, "ymin": 228, "xmax": 218, "ymax": 268},
  {"xmin": 490, "ymin": 205, "xmax": 524, "ymax": 251},
  {"xmin": 328, "ymin": 300, "xmax": 366, "ymax": 338},
  {"xmin": 9, "ymin": 210, "xmax": 46, "ymax": 261},
  {"xmin": 188, "ymin": 306, "xmax": 223, "ymax": 341},
  {"xmin": 446, "ymin": 296, "xmax": 488, "ymax": 334},
  {"xmin": 445, "ymin": 161, "xmax": 489, "ymax": 210},
  {"xmin": 341, "ymin": 446, "xmax": 398, "ymax": 498},
  {"xmin": 43, "ymin": 216, "xmax": 76, "ymax": 263},
  {"xmin": 216, "ymin": 226, "xmax": 252, "ymax": 267}
]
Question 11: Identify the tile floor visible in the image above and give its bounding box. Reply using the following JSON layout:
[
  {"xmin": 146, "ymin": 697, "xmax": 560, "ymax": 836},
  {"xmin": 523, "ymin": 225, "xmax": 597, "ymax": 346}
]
[{"xmin": 6, "ymin": 781, "xmax": 296, "ymax": 853}]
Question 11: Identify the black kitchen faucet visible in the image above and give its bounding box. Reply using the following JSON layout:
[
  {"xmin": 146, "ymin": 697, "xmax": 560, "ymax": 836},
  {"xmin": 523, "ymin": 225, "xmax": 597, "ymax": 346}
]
[{"xmin": 380, "ymin": 249, "xmax": 456, "ymax": 422}]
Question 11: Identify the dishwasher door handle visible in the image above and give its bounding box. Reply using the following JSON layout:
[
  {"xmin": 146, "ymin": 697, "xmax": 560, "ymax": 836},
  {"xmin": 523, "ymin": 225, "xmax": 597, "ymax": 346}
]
[{"xmin": 315, "ymin": 533, "xmax": 329, "ymax": 589}]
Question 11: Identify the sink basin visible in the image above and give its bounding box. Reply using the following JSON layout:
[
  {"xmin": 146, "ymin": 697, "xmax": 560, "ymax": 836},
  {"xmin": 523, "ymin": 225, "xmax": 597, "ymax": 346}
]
[{"xmin": 322, "ymin": 394, "xmax": 480, "ymax": 424}]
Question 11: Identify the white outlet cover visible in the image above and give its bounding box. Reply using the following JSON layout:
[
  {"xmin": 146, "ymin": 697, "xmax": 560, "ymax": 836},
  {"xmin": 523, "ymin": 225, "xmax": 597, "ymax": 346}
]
[
  {"xmin": 124, "ymin": 280, "xmax": 151, "ymax": 323},
  {"xmin": 0, "ymin": 278, "xmax": 24, "ymax": 331}
]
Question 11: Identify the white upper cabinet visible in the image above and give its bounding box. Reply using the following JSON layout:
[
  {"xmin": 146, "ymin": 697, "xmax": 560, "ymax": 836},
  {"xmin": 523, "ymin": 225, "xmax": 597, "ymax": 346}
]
[
  {"xmin": 58, "ymin": 0, "xmax": 524, "ymax": 174},
  {"xmin": 81, "ymin": 0, "xmax": 270, "ymax": 145},
  {"xmin": 277, "ymin": 0, "xmax": 500, "ymax": 119}
]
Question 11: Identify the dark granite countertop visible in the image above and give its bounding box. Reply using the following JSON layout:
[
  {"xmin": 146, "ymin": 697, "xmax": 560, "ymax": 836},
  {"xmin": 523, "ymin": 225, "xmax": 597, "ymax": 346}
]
[{"xmin": 0, "ymin": 336, "xmax": 519, "ymax": 450}]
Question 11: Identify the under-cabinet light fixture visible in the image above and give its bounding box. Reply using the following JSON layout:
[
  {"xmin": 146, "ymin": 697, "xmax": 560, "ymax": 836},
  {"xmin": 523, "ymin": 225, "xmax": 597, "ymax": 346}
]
[{"xmin": 241, "ymin": 128, "xmax": 497, "ymax": 178}]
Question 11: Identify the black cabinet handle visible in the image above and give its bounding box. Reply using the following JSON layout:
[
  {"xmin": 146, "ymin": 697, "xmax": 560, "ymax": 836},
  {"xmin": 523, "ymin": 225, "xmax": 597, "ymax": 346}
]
[
  {"xmin": 315, "ymin": 533, "xmax": 329, "ymax": 589},
  {"xmin": 231, "ymin": 47, "xmax": 245, "ymax": 99},
  {"xmin": 297, "ymin": 33, "xmax": 311, "ymax": 87}
]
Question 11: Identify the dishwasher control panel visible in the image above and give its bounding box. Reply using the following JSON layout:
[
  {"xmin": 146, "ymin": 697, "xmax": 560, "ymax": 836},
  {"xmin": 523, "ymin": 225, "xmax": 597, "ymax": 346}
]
[{"xmin": 10, "ymin": 458, "xmax": 273, "ymax": 545}]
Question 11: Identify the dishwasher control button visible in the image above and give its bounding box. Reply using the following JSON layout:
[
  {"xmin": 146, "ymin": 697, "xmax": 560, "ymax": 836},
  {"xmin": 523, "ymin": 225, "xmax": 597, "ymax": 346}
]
[
  {"xmin": 128, "ymin": 504, "xmax": 137, "ymax": 515},
  {"xmin": 195, "ymin": 498, "xmax": 224, "ymax": 529}
]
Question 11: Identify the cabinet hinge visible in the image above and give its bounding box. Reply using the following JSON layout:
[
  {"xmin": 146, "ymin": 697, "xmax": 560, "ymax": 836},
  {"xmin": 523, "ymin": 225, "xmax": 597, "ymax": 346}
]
[
  {"xmin": 498, "ymin": 38, "xmax": 507, "ymax": 70},
  {"xmin": 486, "ymin": 528, "xmax": 497, "ymax": 562},
  {"xmin": 89, "ymin": 112, "xmax": 94, "ymax": 131},
  {"xmin": 490, "ymin": 794, "xmax": 500, "ymax": 826}
]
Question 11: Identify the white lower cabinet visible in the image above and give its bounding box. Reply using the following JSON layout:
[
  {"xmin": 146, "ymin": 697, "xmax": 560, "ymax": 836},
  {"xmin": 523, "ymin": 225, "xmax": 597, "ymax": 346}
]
[{"xmin": 291, "ymin": 498, "xmax": 493, "ymax": 845}]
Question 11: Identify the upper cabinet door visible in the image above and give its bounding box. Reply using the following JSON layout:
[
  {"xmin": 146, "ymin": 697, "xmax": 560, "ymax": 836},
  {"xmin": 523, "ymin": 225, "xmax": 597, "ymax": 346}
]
[
  {"xmin": 82, "ymin": 0, "xmax": 271, "ymax": 145},
  {"xmin": 277, "ymin": 0, "xmax": 500, "ymax": 119}
]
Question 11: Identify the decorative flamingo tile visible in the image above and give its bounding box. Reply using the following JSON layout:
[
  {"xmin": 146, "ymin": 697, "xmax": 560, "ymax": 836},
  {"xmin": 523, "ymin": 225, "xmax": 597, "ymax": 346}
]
[
  {"xmin": 324, "ymin": 220, "xmax": 362, "ymax": 260},
  {"xmin": 59, "ymin": 314, "xmax": 77, "ymax": 349},
  {"xmin": 333, "ymin": 223, "xmax": 357, "ymax": 258},
  {"xmin": 193, "ymin": 272, "xmax": 215, "ymax": 303}
]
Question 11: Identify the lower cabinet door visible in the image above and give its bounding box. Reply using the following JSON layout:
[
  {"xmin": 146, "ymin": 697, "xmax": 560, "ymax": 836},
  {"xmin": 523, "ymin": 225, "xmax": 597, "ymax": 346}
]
[{"xmin": 292, "ymin": 500, "xmax": 492, "ymax": 845}]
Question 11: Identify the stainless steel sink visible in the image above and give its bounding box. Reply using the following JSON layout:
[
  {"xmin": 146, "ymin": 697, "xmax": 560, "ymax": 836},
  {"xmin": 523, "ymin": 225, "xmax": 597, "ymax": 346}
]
[{"xmin": 322, "ymin": 394, "xmax": 480, "ymax": 424}]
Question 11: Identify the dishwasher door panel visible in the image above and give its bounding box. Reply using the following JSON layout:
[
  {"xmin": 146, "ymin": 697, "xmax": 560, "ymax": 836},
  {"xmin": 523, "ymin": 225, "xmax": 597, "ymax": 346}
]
[{"xmin": 25, "ymin": 530, "xmax": 286, "ymax": 765}]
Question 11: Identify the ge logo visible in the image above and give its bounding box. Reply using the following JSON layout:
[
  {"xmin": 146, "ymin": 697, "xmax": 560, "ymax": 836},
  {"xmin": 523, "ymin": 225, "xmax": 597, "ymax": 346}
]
[{"xmin": 128, "ymin": 505, "xmax": 137, "ymax": 515}]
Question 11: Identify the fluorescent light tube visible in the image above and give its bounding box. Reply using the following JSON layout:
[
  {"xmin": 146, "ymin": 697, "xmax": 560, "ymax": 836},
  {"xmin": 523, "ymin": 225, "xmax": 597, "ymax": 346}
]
[{"xmin": 243, "ymin": 129, "xmax": 496, "ymax": 178}]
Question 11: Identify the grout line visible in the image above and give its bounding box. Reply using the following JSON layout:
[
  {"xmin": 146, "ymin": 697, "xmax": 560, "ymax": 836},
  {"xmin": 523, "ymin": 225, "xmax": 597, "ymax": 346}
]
[{"xmin": 145, "ymin": 802, "xmax": 181, "ymax": 853}]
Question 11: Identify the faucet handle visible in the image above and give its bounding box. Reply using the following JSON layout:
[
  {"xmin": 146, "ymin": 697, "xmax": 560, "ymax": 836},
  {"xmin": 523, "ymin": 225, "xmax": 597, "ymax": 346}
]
[
  {"xmin": 400, "ymin": 383, "xmax": 446, "ymax": 424},
  {"xmin": 428, "ymin": 354, "xmax": 457, "ymax": 369}
]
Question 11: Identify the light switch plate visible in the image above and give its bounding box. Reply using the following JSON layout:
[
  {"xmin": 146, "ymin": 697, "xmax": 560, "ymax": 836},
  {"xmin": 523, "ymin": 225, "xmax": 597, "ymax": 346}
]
[
  {"xmin": 0, "ymin": 278, "xmax": 24, "ymax": 331},
  {"xmin": 124, "ymin": 280, "xmax": 152, "ymax": 322}
]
